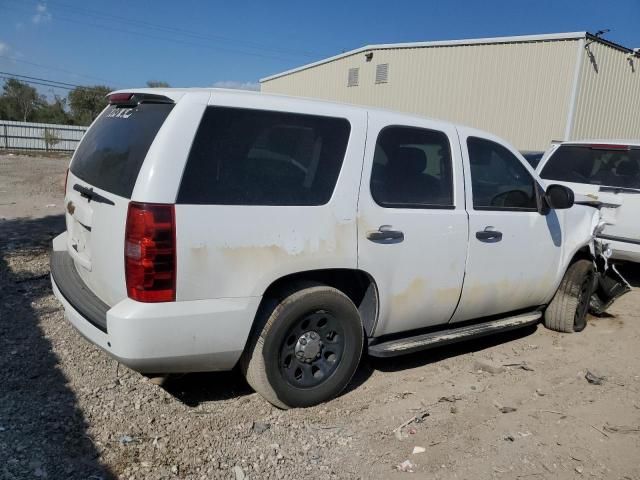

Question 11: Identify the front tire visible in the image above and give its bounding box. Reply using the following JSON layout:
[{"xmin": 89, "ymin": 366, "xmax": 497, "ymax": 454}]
[
  {"xmin": 242, "ymin": 284, "xmax": 364, "ymax": 409},
  {"xmin": 544, "ymin": 259, "xmax": 595, "ymax": 333}
]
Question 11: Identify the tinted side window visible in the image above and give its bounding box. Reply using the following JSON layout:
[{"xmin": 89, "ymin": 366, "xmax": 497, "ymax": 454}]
[
  {"xmin": 70, "ymin": 103, "xmax": 174, "ymax": 198},
  {"xmin": 177, "ymin": 107, "xmax": 351, "ymax": 206},
  {"xmin": 370, "ymin": 126, "xmax": 454, "ymax": 208},
  {"xmin": 467, "ymin": 137, "xmax": 537, "ymax": 211}
]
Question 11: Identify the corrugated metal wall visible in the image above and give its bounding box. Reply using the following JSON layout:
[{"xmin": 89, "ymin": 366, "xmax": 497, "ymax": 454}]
[
  {"xmin": 571, "ymin": 41, "xmax": 640, "ymax": 140},
  {"xmin": 0, "ymin": 120, "xmax": 87, "ymax": 152},
  {"xmin": 262, "ymin": 40, "xmax": 580, "ymax": 150}
]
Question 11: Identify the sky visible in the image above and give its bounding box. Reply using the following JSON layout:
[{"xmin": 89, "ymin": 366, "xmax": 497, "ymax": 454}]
[{"xmin": 0, "ymin": 0, "xmax": 639, "ymax": 96}]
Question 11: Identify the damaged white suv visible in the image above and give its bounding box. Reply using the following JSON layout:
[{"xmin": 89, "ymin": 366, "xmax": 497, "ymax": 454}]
[
  {"xmin": 51, "ymin": 89, "xmax": 629, "ymax": 408},
  {"xmin": 537, "ymin": 140, "xmax": 640, "ymax": 264}
]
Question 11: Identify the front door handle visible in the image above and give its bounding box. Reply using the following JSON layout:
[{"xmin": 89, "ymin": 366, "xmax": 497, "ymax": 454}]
[
  {"xmin": 476, "ymin": 227, "xmax": 502, "ymax": 242},
  {"xmin": 366, "ymin": 225, "xmax": 404, "ymax": 244}
]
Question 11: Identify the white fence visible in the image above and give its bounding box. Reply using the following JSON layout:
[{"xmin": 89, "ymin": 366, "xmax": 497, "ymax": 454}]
[{"xmin": 0, "ymin": 120, "xmax": 87, "ymax": 152}]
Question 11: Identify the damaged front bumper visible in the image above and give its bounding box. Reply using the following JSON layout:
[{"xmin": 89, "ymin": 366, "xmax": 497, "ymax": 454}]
[{"xmin": 589, "ymin": 238, "xmax": 631, "ymax": 315}]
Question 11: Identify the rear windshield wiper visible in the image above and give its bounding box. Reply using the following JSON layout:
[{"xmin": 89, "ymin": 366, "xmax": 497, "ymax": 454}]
[
  {"xmin": 599, "ymin": 186, "xmax": 640, "ymax": 194},
  {"xmin": 73, "ymin": 184, "xmax": 115, "ymax": 205}
]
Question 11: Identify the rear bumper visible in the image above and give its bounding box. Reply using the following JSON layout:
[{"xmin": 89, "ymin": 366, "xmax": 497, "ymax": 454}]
[
  {"xmin": 598, "ymin": 235, "xmax": 640, "ymax": 263},
  {"xmin": 51, "ymin": 250, "xmax": 109, "ymax": 332},
  {"xmin": 50, "ymin": 235, "xmax": 261, "ymax": 373}
]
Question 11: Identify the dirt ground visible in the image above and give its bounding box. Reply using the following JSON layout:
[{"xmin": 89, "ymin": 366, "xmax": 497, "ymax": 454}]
[{"xmin": 1, "ymin": 153, "xmax": 639, "ymax": 480}]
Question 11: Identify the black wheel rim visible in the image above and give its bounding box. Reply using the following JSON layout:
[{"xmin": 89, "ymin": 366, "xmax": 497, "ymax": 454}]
[
  {"xmin": 278, "ymin": 310, "xmax": 345, "ymax": 389},
  {"xmin": 574, "ymin": 273, "xmax": 593, "ymax": 331}
]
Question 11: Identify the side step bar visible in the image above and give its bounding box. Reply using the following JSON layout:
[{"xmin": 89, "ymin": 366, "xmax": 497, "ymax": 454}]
[{"xmin": 368, "ymin": 311, "xmax": 542, "ymax": 358}]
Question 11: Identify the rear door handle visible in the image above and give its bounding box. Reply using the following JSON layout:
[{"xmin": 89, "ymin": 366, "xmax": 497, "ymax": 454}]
[
  {"xmin": 476, "ymin": 227, "xmax": 502, "ymax": 242},
  {"xmin": 366, "ymin": 225, "xmax": 404, "ymax": 244}
]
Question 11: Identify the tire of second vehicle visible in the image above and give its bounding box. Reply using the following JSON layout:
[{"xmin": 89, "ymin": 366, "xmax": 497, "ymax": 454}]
[
  {"xmin": 242, "ymin": 284, "xmax": 364, "ymax": 409},
  {"xmin": 544, "ymin": 259, "xmax": 595, "ymax": 333}
]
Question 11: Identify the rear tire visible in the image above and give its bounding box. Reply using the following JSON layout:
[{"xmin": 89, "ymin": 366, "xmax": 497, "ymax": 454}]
[
  {"xmin": 544, "ymin": 259, "xmax": 595, "ymax": 333},
  {"xmin": 242, "ymin": 284, "xmax": 364, "ymax": 409}
]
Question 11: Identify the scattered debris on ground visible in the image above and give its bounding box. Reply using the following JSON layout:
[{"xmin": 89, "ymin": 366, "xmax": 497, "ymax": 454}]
[
  {"xmin": 396, "ymin": 459, "xmax": 416, "ymax": 473},
  {"xmin": 473, "ymin": 359, "xmax": 505, "ymax": 374},
  {"xmin": 585, "ymin": 370, "xmax": 605, "ymax": 385}
]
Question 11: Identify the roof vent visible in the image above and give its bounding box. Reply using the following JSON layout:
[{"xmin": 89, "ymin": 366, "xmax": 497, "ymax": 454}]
[
  {"xmin": 347, "ymin": 67, "xmax": 359, "ymax": 87},
  {"xmin": 375, "ymin": 63, "xmax": 389, "ymax": 84}
]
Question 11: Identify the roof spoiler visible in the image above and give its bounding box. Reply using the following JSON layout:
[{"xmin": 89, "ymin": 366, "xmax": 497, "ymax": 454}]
[{"xmin": 107, "ymin": 92, "xmax": 174, "ymax": 107}]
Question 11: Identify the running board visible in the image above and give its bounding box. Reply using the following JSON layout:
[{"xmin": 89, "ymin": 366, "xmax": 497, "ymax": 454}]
[{"xmin": 368, "ymin": 311, "xmax": 542, "ymax": 358}]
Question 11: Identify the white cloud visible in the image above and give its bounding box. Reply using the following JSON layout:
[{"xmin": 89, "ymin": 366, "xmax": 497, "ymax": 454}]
[
  {"xmin": 0, "ymin": 42, "xmax": 10, "ymax": 56},
  {"xmin": 32, "ymin": 3, "xmax": 52, "ymax": 24},
  {"xmin": 212, "ymin": 80, "xmax": 260, "ymax": 91}
]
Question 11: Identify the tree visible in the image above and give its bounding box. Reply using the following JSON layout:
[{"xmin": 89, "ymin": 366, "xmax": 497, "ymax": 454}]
[
  {"xmin": 0, "ymin": 96, "xmax": 8, "ymax": 120},
  {"xmin": 33, "ymin": 95, "xmax": 71, "ymax": 124},
  {"xmin": 146, "ymin": 80, "xmax": 170, "ymax": 88},
  {"xmin": 68, "ymin": 85, "xmax": 111, "ymax": 125},
  {"xmin": 1, "ymin": 79, "xmax": 43, "ymax": 121},
  {"xmin": 44, "ymin": 128, "xmax": 61, "ymax": 150}
]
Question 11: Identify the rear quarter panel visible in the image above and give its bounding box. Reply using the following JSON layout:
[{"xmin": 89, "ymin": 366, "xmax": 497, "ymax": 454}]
[{"xmin": 175, "ymin": 93, "xmax": 368, "ymax": 300}]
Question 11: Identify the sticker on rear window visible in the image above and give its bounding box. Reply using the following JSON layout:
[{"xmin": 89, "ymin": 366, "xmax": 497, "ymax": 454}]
[{"xmin": 107, "ymin": 108, "xmax": 134, "ymax": 119}]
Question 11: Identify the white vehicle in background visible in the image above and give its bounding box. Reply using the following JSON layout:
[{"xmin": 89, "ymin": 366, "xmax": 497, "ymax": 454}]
[
  {"xmin": 50, "ymin": 89, "xmax": 629, "ymax": 408},
  {"xmin": 537, "ymin": 141, "xmax": 640, "ymax": 263}
]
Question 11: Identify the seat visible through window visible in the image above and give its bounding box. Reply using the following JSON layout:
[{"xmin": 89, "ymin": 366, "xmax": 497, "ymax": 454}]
[{"xmin": 371, "ymin": 126, "xmax": 454, "ymax": 208}]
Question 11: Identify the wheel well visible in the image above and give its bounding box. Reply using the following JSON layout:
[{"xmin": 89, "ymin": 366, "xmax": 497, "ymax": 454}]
[
  {"xmin": 258, "ymin": 269, "xmax": 379, "ymax": 336},
  {"xmin": 571, "ymin": 246, "xmax": 593, "ymax": 264}
]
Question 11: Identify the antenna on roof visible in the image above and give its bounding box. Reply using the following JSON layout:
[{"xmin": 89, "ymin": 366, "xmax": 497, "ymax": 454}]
[{"xmin": 586, "ymin": 29, "xmax": 610, "ymax": 50}]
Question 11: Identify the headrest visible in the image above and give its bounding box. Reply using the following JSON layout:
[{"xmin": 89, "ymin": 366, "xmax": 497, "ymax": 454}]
[{"xmin": 394, "ymin": 147, "xmax": 427, "ymax": 174}]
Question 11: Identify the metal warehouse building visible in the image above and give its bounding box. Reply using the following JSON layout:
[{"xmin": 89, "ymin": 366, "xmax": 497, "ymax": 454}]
[{"xmin": 260, "ymin": 32, "xmax": 640, "ymax": 151}]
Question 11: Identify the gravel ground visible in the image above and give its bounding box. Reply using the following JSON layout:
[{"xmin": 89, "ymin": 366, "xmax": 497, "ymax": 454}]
[{"xmin": 1, "ymin": 153, "xmax": 639, "ymax": 479}]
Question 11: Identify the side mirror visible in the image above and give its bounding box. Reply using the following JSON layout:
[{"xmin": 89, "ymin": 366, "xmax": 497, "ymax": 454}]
[{"xmin": 545, "ymin": 184, "xmax": 574, "ymax": 209}]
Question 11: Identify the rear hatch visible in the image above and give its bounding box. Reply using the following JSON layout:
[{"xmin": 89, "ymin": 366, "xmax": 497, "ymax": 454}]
[
  {"xmin": 539, "ymin": 143, "xmax": 640, "ymax": 242},
  {"xmin": 65, "ymin": 94, "xmax": 175, "ymax": 306}
]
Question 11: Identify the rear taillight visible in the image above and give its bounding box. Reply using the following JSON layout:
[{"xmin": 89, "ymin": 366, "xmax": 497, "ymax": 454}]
[{"xmin": 125, "ymin": 202, "xmax": 176, "ymax": 302}]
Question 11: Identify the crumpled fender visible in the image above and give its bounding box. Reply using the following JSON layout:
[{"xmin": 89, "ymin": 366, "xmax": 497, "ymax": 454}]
[
  {"xmin": 558, "ymin": 203, "xmax": 630, "ymax": 314},
  {"xmin": 585, "ymin": 209, "xmax": 631, "ymax": 314},
  {"xmin": 589, "ymin": 236, "xmax": 631, "ymax": 315}
]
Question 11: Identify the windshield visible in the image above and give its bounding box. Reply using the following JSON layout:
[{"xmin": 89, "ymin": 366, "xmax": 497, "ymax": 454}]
[
  {"xmin": 540, "ymin": 145, "xmax": 640, "ymax": 190},
  {"xmin": 70, "ymin": 103, "xmax": 174, "ymax": 198}
]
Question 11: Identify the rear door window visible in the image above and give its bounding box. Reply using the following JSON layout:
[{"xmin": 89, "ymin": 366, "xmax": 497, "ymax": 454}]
[
  {"xmin": 541, "ymin": 145, "xmax": 640, "ymax": 189},
  {"xmin": 70, "ymin": 103, "xmax": 174, "ymax": 198},
  {"xmin": 177, "ymin": 107, "xmax": 351, "ymax": 206},
  {"xmin": 467, "ymin": 137, "xmax": 537, "ymax": 211},
  {"xmin": 370, "ymin": 126, "xmax": 454, "ymax": 208}
]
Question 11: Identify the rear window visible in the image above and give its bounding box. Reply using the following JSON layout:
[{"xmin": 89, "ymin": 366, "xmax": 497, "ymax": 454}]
[
  {"xmin": 541, "ymin": 145, "xmax": 640, "ymax": 189},
  {"xmin": 177, "ymin": 107, "xmax": 351, "ymax": 206},
  {"xmin": 70, "ymin": 103, "xmax": 174, "ymax": 198}
]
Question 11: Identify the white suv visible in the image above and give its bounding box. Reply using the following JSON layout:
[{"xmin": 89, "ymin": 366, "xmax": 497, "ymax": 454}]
[
  {"xmin": 537, "ymin": 140, "xmax": 640, "ymax": 263},
  {"xmin": 51, "ymin": 89, "xmax": 628, "ymax": 408}
]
